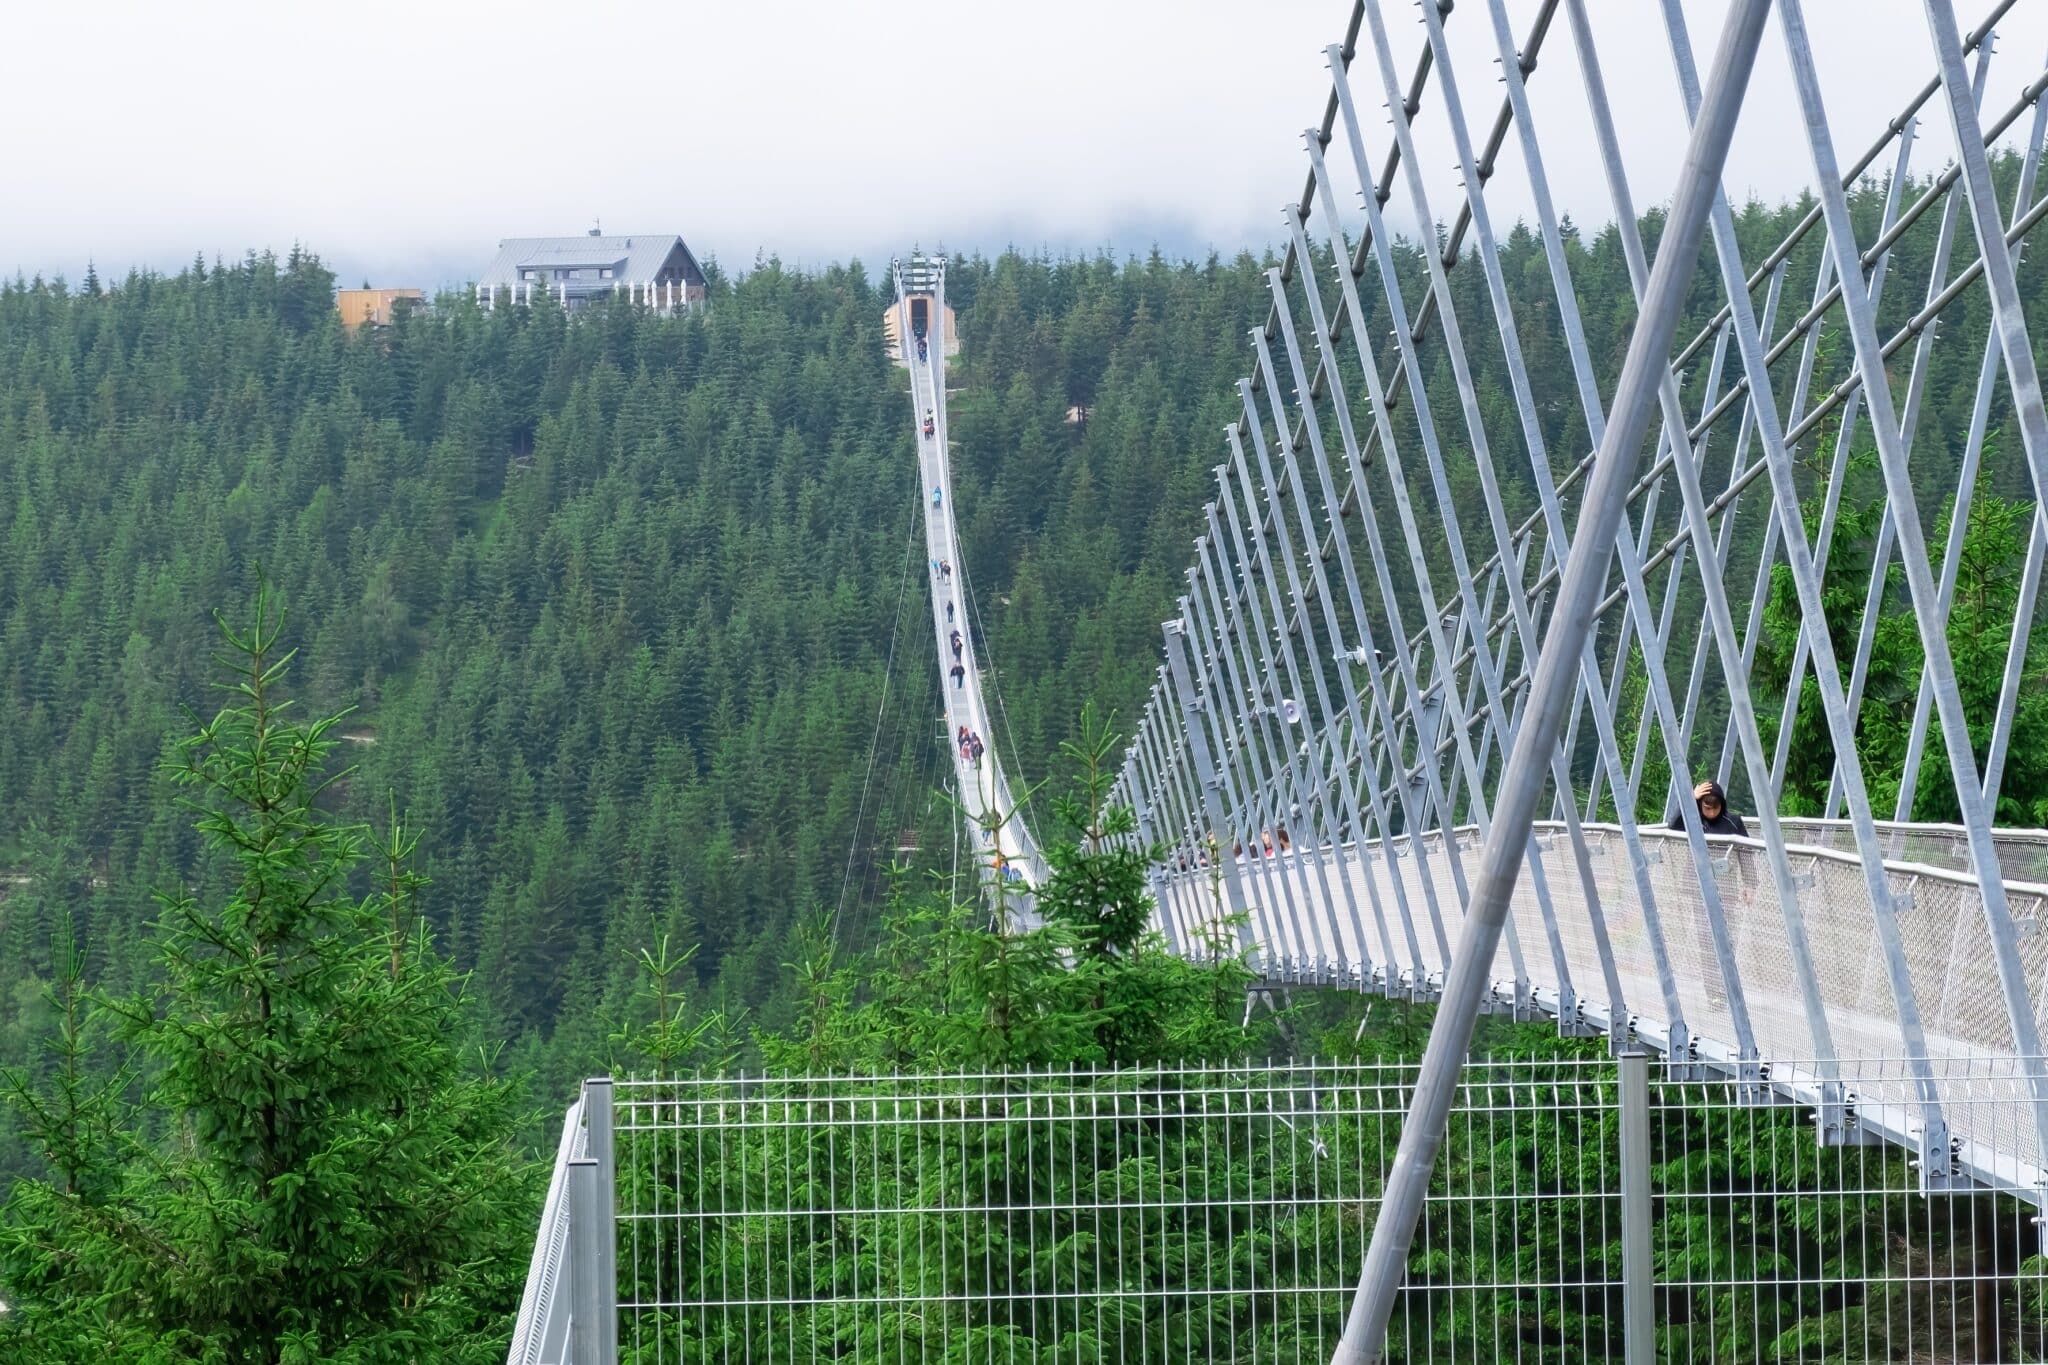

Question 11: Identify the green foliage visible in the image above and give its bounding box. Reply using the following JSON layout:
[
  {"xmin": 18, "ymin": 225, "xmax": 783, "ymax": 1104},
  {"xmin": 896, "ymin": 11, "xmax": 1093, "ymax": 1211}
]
[
  {"xmin": 0, "ymin": 244, "xmax": 1285, "ymax": 1098},
  {"xmin": 757, "ymin": 708, "xmax": 1271, "ymax": 1076},
  {"xmin": 608, "ymin": 932, "xmax": 743, "ymax": 1077},
  {"xmin": 0, "ymin": 587, "xmax": 536, "ymax": 1363},
  {"xmin": 1756, "ymin": 451, "xmax": 2048, "ymax": 823}
]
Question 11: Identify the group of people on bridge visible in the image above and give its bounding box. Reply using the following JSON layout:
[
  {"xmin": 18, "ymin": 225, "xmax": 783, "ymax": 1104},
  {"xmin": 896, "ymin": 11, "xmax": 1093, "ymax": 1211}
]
[
  {"xmin": 933, "ymin": 560, "xmax": 967, "ymax": 687},
  {"xmin": 1174, "ymin": 783, "xmax": 1751, "ymax": 875},
  {"xmin": 931, "ymin": 559, "xmax": 955, "ymax": 627},
  {"xmin": 1231, "ymin": 827, "xmax": 1293, "ymax": 861},
  {"xmin": 956, "ymin": 726, "xmax": 985, "ymax": 767}
]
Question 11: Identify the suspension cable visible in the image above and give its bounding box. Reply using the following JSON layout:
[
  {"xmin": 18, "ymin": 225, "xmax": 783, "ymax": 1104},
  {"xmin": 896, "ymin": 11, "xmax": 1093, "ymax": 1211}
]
[{"xmin": 830, "ymin": 497, "xmax": 923, "ymax": 959}]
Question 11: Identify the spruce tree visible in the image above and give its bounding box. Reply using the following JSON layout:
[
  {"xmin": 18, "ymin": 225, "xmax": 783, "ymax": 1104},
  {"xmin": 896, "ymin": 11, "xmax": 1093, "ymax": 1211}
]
[{"xmin": 0, "ymin": 586, "xmax": 537, "ymax": 1364}]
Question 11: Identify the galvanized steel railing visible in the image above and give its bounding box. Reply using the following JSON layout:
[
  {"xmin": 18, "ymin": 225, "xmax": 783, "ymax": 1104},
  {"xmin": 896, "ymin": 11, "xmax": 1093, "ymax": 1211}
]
[{"xmin": 506, "ymin": 1080, "xmax": 616, "ymax": 1365}]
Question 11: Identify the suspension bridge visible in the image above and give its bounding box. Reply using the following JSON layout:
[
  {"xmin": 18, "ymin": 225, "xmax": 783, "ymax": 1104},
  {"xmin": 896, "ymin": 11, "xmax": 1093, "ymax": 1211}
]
[
  {"xmin": 511, "ymin": 0, "xmax": 2048, "ymax": 1358},
  {"xmin": 892, "ymin": 254, "xmax": 1046, "ymax": 916}
]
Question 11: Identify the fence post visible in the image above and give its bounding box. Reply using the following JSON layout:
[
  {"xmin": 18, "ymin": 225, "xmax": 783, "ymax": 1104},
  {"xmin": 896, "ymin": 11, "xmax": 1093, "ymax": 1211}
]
[
  {"xmin": 566, "ymin": 1159, "xmax": 600, "ymax": 1360},
  {"xmin": 1619, "ymin": 1051, "xmax": 1653, "ymax": 1365},
  {"xmin": 569, "ymin": 1078, "xmax": 618, "ymax": 1363}
]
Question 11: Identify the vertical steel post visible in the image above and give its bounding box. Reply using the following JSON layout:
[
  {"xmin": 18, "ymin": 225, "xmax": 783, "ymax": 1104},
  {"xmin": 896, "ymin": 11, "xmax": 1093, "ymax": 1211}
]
[
  {"xmin": 1619, "ymin": 1052, "xmax": 1654, "ymax": 1365},
  {"xmin": 1376, "ymin": 2, "xmax": 1712, "ymax": 1035},
  {"xmin": 571, "ymin": 1076, "xmax": 617, "ymax": 1365},
  {"xmin": 1762, "ymin": 0, "xmax": 2030, "ymax": 1153},
  {"xmin": 1369, "ymin": 0, "xmax": 1771, "ymax": 1058},
  {"xmin": 1332, "ymin": 4, "xmax": 1769, "ymax": 1358},
  {"xmin": 1822, "ymin": 105, "xmax": 1967, "ymax": 822},
  {"xmin": 1191, "ymin": 539, "xmax": 1322, "ymax": 969},
  {"xmin": 1279, "ymin": 202, "xmax": 1452, "ymax": 987},
  {"xmin": 1221, "ymin": 417, "xmax": 1354, "ymax": 978},
  {"xmin": 1242, "ymin": 338, "xmax": 1390, "ymax": 984},
  {"xmin": 1332, "ymin": 39, "xmax": 1685, "ymax": 1039},
  {"xmin": 1216, "ymin": 455, "xmax": 1349, "ymax": 973},
  {"xmin": 1668, "ymin": 306, "xmax": 1770, "ymax": 814},
  {"xmin": 566, "ymin": 1159, "xmax": 601, "ymax": 1358},
  {"xmin": 1922, "ymin": 7, "xmax": 2048, "ymax": 818},
  {"xmin": 1719, "ymin": 247, "xmax": 1837, "ymax": 798},
  {"xmin": 1186, "ymin": 559, "xmax": 1307, "ymax": 961},
  {"xmin": 1165, "ymin": 613, "xmax": 1261, "ymax": 969},
  {"xmin": 586, "ymin": 1077, "xmax": 616, "ymax": 1364},
  {"xmin": 1144, "ymin": 693, "xmax": 1203, "ymax": 952},
  {"xmin": 1138, "ymin": 712, "xmax": 1196, "ymax": 957},
  {"xmin": 1125, "ymin": 731, "xmax": 1183, "ymax": 956}
]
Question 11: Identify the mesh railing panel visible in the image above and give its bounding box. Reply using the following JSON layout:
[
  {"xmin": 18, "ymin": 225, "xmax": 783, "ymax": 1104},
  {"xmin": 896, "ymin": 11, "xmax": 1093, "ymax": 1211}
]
[
  {"xmin": 1772, "ymin": 821, "xmax": 2048, "ymax": 886},
  {"xmin": 610, "ymin": 1059, "xmax": 2048, "ymax": 1363},
  {"xmin": 1165, "ymin": 826, "xmax": 2048, "ymax": 1169}
]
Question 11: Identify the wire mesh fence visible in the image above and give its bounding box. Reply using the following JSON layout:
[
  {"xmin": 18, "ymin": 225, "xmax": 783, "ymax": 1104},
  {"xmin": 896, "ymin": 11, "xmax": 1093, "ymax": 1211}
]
[
  {"xmin": 1651, "ymin": 1059, "xmax": 2048, "ymax": 1364},
  {"xmin": 607, "ymin": 1056, "xmax": 2048, "ymax": 1363}
]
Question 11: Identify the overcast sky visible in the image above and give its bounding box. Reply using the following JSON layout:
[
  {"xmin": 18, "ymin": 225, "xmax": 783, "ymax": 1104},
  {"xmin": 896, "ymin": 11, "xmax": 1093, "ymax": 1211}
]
[{"xmin": 7, "ymin": 0, "xmax": 2045, "ymax": 290}]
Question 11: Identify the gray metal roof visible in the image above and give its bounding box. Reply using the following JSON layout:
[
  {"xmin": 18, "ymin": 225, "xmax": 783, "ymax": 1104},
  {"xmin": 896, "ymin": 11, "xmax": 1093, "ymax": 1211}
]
[{"xmin": 476, "ymin": 234, "xmax": 705, "ymax": 290}]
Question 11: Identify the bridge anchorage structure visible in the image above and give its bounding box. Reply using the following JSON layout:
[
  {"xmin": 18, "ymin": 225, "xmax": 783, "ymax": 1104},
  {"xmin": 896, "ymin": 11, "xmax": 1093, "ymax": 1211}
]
[{"xmin": 1102, "ymin": 0, "xmax": 2048, "ymax": 1348}]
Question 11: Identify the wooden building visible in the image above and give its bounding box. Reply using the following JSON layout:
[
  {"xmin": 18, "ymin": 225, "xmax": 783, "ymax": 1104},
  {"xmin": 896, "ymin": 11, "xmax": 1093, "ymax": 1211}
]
[{"xmin": 337, "ymin": 287, "xmax": 425, "ymax": 331}]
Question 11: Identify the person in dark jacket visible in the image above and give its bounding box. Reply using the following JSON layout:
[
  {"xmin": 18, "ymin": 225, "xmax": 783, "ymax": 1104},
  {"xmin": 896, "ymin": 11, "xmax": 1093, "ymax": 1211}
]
[
  {"xmin": 1672, "ymin": 780, "xmax": 1747, "ymax": 836},
  {"xmin": 1673, "ymin": 779, "xmax": 1749, "ymax": 1011}
]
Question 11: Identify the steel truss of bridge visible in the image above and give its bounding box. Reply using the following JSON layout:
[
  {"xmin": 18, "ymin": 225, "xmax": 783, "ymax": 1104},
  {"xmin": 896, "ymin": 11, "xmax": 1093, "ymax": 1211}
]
[{"xmin": 1103, "ymin": 0, "xmax": 2048, "ymax": 1344}]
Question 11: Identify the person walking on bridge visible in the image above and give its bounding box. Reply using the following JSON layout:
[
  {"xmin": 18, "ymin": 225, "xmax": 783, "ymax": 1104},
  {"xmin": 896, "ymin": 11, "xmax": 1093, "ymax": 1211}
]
[
  {"xmin": 1671, "ymin": 780, "xmax": 1747, "ymax": 837},
  {"xmin": 950, "ymin": 661, "xmax": 965, "ymax": 690},
  {"xmin": 950, "ymin": 629, "xmax": 963, "ymax": 661}
]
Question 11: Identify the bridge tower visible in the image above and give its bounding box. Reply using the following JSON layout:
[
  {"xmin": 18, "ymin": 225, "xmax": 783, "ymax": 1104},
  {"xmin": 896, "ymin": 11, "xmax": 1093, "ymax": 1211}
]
[{"xmin": 882, "ymin": 256, "xmax": 958, "ymax": 362}]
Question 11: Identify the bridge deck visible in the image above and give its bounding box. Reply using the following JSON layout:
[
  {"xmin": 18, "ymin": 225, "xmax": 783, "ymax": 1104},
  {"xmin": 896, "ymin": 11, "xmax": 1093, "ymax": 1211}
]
[
  {"xmin": 1159, "ymin": 823, "xmax": 2048, "ymax": 1197},
  {"xmin": 895, "ymin": 258, "xmax": 1044, "ymax": 913}
]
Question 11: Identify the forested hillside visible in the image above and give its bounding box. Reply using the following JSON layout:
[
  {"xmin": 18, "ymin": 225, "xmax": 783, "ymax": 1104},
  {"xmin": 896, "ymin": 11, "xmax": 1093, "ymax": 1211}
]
[
  {"xmin": 3, "ymin": 151, "xmax": 2046, "ymax": 1122},
  {"xmin": 0, "ymin": 245, "xmax": 1287, "ymax": 1118}
]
